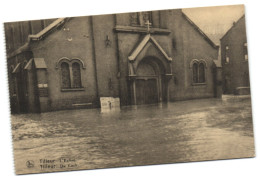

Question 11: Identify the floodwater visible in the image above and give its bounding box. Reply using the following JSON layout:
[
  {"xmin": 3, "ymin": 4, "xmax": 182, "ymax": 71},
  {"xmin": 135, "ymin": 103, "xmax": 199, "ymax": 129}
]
[{"xmin": 11, "ymin": 96, "xmax": 255, "ymax": 174}]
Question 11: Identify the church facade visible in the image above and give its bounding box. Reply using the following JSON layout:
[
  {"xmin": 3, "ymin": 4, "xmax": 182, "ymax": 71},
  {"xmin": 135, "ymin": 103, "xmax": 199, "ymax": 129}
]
[{"xmin": 5, "ymin": 9, "xmax": 221, "ymax": 113}]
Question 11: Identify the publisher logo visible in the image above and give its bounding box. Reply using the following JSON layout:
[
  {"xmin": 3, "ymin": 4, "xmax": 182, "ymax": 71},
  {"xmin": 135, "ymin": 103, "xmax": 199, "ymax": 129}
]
[{"xmin": 26, "ymin": 160, "xmax": 34, "ymax": 168}]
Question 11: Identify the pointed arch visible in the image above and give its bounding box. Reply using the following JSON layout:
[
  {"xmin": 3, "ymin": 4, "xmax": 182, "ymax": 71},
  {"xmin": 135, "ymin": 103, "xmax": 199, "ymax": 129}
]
[
  {"xmin": 190, "ymin": 59, "xmax": 207, "ymax": 84},
  {"xmin": 56, "ymin": 57, "xmax": 85, "ymax": 90},
  {"xmin": 56, "ymin": 57, "xmax": 86, "ymax": 69}
]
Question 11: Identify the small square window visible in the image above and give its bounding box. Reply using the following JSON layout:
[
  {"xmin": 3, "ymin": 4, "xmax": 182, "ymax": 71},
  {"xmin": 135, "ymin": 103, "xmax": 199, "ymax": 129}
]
[
  {"xmin": 245, "ymin": 54, "xmax": 248, "ymax": 61},
  {"xmin": 244, "ymin": 43, "xmax": 248, "ymax": 61},
  {"xmin": 226, "ymin": 57, "xmax": 230, "ymax": 63},
  {"xmin": 225, "ymin": 45, "xmax": 230, "ymax": 63}
]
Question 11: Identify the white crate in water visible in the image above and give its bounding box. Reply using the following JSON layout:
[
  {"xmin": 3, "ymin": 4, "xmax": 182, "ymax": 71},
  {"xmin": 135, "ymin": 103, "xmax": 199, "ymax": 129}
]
[{"xmin": 100, "ymin": 97, "xmax": 120, "ymax": 113}]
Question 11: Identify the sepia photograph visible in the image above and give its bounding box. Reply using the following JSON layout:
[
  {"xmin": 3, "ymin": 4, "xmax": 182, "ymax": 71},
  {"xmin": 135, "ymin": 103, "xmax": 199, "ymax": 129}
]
[{"xmin": 1, "ymin": 1, "xmax": 257, "ymax": 175}]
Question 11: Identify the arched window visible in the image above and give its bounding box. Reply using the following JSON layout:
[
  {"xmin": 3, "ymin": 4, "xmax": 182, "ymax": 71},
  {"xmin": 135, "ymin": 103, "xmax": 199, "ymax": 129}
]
[
  {"xmin": 193, "ymin": 63, "xmax": 198, "ymax": 83},
  {"xmin": 61, "ymin": 62, "xmax": 71, "ymax": 88},
  {"xmin": 130, "ymin": 11, "xmax": 152, "ymax": 26},
  {"xmin": 191, "ymin": 60, "xmax": 206, "ymax": 84},
  {"xmin": 199, "ymin": 63, "xmax": 205, "ymax": 83},
  {"xmin": 72, "ymin": 62, "xmax": 82, "ymax": 88},
  {"xmin": 57, "ymin": 58, "xmax": 85, "ymax": 90}
]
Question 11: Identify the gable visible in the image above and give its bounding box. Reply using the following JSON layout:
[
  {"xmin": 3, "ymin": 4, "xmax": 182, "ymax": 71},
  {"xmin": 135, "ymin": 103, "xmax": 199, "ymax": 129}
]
[
  {"xmin": 29, "ymin": 18, "xmax": 67, "ymax": 41},
  {"xmin": 221, "ymin": 14, "xmax": 245, "ymax": 41},
  {"xmin": 7, "ymin": 18, "xmax": 68, "ymax": 59},
  {"xmin": 128, "ymin": 34, "xmax": 172, "ymax": 62},
  {"xmin": 182, "ymin": 11, "xmax": 218, "ymax": 49}
]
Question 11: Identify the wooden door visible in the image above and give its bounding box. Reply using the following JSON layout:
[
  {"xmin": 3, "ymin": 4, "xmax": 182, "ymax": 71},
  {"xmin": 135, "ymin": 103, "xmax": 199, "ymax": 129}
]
[{"xmin": 136, "ymin": 78, "xmax": 158, "ymax": 105}]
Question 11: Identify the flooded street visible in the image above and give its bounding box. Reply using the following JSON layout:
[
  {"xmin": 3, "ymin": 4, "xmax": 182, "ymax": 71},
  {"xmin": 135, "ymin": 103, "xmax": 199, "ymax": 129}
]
[{"xmin": 11, "ymin": 97, "xmax": 255, "ymax": 174}]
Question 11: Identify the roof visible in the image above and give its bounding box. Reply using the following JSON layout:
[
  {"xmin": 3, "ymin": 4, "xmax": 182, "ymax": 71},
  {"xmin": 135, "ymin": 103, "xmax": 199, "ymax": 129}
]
[
  {"xmin": 34, "ymin": 58, "xmax": 47, "ymax": 69},
  {"xmin": 12, "ymin": 63, "xmax": 21, "ymax": 73},
  {"xmin": 28, "ymin": 18, "xmax": 67, "ymax": 41},
  {"xmin": 7, "ymin": 18, "xmax": 67, "ymax": 59},
  {"xmin": 128, "ymin": 34, "xmax": 172, "ymax": 62},
  {"xmin": 181, "ymin": 11, "xmax": 218, "ymax": 49},
  {"xmin": 213, "ymin": 59, "xmax": 222, "ymax": 68},
  {"xmin": 24, "ymin": 59, "xmax": 33, "ymax": 70},
  {"xmin": 220, "ymin": 14, "xmax": 245, "ymax": 41}
]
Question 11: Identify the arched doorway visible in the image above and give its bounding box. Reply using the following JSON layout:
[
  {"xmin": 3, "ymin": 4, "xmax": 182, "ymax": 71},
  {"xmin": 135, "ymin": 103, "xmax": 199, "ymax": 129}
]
[
  {"xmin": 127, "ymin": 34, "xmax": 173, "ymax": 105},
  {"xmin": 134, "ymin": 57, "xmax": 166, "ymax": 105}
]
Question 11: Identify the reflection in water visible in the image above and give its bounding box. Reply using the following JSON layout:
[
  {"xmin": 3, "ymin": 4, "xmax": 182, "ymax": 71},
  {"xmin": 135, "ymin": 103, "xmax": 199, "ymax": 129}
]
[{"xmin": 11, "ymin": 98, "xmax": 255, "ymax": 174}]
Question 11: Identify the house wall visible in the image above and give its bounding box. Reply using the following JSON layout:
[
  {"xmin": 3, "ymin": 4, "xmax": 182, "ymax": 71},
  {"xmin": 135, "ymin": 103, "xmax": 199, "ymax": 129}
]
[{"xmin": 221, "ymin": 16, "xmax": 249, "ymax": 94}]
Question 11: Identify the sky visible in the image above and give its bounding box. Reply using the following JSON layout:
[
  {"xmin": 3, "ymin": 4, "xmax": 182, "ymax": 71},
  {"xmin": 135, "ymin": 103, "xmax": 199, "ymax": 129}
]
[{"xmin": 182, "ymin": 5, "xmax": 245, "ymax": 45}]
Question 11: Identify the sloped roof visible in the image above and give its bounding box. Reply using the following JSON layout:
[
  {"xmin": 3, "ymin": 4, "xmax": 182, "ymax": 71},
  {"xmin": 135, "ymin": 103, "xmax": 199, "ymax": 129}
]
[
  {"xmin": 24, "ymin": 59, "xmax": 33, "ymax": 70},
  {"xmin": 23, "ymin": 58, "xmax": 47, "ymax": 70},
  {"xmin": 8, "ymin": 18, "xmax": 67, "ymax": 59},
  {"xmin": 128, "ymin": 34, "xmax": 172, "ymax": 62},
  {"xmin": 29, "ymin": 18, "xmax": 66, "ymax": 41},
  {"xmin": 12, "ymin": 63, "xmax": 21, "ymax": 73},
  {"xmin": 220, "ymin": 14, "xmax": 245, "ymax": 40},
  {"xmin": 34, "ymin": 58, "xmax": 47, "ymax": 68},
  {"xmin": 182, "ymin": 11, "xmax": 218, "ymax": 49}
]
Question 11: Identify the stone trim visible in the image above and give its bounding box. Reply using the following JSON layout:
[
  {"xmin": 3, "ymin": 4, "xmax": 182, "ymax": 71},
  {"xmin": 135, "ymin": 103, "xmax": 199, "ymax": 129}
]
[{"xmin": 114, "ymin": 25, "xmax": 171, "ymax": 35}]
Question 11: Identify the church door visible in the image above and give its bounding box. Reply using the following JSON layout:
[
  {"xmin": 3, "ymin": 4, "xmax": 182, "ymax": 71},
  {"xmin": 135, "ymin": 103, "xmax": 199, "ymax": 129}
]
[
  {"xmin": 136, "ymin": 78, "xmax": 158, "ymax": 105},
  {"xmin": 135, "ymin": 58, "xmax": 162, "ymax": 105}
]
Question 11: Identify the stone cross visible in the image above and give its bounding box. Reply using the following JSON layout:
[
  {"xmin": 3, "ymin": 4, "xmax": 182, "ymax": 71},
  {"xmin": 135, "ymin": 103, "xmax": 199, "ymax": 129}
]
[{"xmin": 145, "ymin": 20, "xmax": 152, "ymax": 33}]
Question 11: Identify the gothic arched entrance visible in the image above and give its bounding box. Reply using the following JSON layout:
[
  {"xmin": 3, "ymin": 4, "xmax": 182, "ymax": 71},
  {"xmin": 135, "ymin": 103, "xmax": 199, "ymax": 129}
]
[
  {"xmin": 135, "ymin": 58, "xmax": 164, "ymax": 104},
  {"xmin": 135, "ymin": 57, "xmax": 165, "ymax": 105},
  {"xmin": 127, "ymin": 34, "xmax": 173, "ymax": 105}
]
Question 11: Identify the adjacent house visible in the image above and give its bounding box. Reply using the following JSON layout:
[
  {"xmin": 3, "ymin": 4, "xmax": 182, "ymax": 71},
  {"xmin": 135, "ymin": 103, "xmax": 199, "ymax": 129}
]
[{"xmin": 220, "ymin": 15, "xmax": 250, "ymax": 95}]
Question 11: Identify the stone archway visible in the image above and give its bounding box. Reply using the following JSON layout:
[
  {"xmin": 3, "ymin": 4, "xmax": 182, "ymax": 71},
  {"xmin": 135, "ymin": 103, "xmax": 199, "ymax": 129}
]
[
  {"xmin": 131, "ymin": 56, "xmax": 168, "ymax": 105},
  {"xmin": 127, "ymin": 34, "xmax": 173, "ymax": 105}
]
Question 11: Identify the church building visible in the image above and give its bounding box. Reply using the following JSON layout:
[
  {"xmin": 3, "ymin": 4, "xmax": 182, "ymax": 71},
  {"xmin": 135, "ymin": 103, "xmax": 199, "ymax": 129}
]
[{"xmin": 5, "ymin": 9, "xmax": 221, "ymax": 113}]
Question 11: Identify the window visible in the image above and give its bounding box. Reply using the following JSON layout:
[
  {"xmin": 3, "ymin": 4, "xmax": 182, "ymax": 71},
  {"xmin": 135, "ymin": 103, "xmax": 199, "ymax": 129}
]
[
  {"xmin": 57, "ymin": 58, "xmax": 85, "ymax": 90},
  {"xmin": 192, "ymin": 63, "xmax": 198, "ymax": 83},
  {"xmin": 244, "ymin": 43, "xmax": 248, "ymax": 61},
  {"xmin": 225, "ymin": 46, "xmax": 230, "ymax": 63},
  {"xmin": 130, "ymin": 11, "xmax": 152, "ymax": 26},
  {"xmin": 61, "ymin": 62, "xmax": 71, "ymax": 88},
  {"xmin": 142, "ymin": 11, "xmax": 152, "ymax": 25},
  {"xmin": 198, "ymin": 63, "xmax": 205, "ymax": 83},
  {"xmin": 130, "ymin": 13, "xmax": 139, "ymax": 25},
  {"xmin": 72, "ymin": 62, "xmax": 82, "ymax": 88},
  {"xmin": 191, "ymin": 60, "xmax": 206, "ymax": 84}
]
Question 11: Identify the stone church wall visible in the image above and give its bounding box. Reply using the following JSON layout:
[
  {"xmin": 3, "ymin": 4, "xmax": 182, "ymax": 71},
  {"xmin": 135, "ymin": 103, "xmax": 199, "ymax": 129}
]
[
  {"xmin": 5, "ymin": 8, "xmax": 220, "ymax": 113},
  {"xmin": 31, "ymin": 17, "xmax": 99, "ymax": 111},
  {"xmin": 181, "ymin": 13, "xmax": 218, "ymax": 100},
  {"xmin": 169, "ymin": 11, "xmax": 218, "ymax": 101},
  {"xmin": 91, "ymin": 14, "xmax": 120, "ymax": 98}
]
